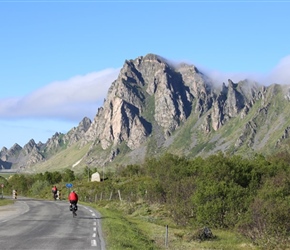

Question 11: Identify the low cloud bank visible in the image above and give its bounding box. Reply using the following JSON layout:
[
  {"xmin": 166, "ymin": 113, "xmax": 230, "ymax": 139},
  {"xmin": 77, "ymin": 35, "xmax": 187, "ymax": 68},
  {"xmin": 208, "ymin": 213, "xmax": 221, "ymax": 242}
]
[
  {"xmin": 0, "ymin": 68, "xmax": 120, "ymax": 121},
  {"xmin": 196, "ymin": 55, "xmax": 290, "ymax": 87},
  {"xmin": 265, "ymin": 55, "xmax": 290, "ymax": 85}
]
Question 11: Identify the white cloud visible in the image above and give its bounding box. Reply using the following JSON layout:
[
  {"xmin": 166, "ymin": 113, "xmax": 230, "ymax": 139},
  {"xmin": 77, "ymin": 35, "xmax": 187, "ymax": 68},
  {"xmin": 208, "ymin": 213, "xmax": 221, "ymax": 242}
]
[
  {"xmin": 166, "ymin": 57, "xmax": 265, "ymax": 86},
  {"xmin": 198, "ymin": 66, "xmax": 264, "ymax": 87},
  {"xmin": 200, "ymin": 55, "xmax": 290, "ymax": 86},
  {"xmin": 0, "ymin": 68, "xmax": 120, "ymax": 121},
  {"xmin": 266, "ymin": 55, "xmax": 290, "ymax": 85}
]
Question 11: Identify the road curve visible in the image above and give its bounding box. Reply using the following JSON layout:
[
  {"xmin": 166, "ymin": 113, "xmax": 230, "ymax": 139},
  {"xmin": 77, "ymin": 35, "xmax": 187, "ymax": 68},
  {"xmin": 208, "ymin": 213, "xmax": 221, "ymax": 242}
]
[{"xmin": 0, "ymin": 198, "xmax": 106, "ymax": 250}]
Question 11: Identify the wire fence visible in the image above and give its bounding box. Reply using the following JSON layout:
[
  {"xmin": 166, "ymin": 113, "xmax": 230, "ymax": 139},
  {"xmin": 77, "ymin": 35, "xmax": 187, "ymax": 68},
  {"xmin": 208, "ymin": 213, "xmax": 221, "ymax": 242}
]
[{"xmin": 80, "ymin": 189, "xmax": 147, "ymax": 203}]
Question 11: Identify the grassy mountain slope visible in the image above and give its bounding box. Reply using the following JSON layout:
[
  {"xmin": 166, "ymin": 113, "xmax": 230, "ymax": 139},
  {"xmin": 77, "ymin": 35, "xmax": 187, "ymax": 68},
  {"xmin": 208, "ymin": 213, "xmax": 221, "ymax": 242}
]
[{"xmin": 31, "ymin": 142, "xmax": 92, "ymax": 173}]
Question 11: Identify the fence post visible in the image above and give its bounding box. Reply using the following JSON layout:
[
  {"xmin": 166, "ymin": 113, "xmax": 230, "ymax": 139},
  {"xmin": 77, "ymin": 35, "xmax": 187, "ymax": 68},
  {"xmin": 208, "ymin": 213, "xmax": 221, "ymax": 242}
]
[
  {"xmin": 165, "ymin": 225, "xmax": 168, "ymax": 248},
  {"xmin": 118, "ymin": 190, "xmax": 122, "ymax": 201},
  {"xmin": 109, "ymin": 191, "xmax": 113, "ymax": 200},
  {"xmin": 12, "ymin": 190, "xmax": 17, "ymax": 199}
]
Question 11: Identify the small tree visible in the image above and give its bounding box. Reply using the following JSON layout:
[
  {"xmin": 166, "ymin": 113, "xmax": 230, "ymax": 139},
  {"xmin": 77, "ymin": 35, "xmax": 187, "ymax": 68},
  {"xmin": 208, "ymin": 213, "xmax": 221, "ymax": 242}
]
[
  {"xmin": 83, "ymin": 166, "xmax": 95, "ymax": 181},
  {"xmin": 62, "ymin": 169, "xmax": 75, "ymax": 182}
]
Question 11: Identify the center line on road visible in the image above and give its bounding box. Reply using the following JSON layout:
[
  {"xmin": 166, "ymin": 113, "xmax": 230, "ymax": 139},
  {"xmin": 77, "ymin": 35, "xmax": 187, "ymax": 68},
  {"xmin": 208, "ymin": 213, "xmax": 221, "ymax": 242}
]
[
  {"xmin": 93, "ymin": 227, "xmax": 96, "ymax": 231},
  {"xmin": 92, "ymin": 233, "xmax": 96, "ymax": 238}
]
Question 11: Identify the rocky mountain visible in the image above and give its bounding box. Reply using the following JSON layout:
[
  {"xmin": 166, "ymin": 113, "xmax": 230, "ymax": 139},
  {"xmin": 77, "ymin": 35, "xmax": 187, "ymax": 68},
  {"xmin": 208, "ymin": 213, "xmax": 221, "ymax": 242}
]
[{"xmin": 2, "ymin": 53, "xmax": 290, "ymax": 172}]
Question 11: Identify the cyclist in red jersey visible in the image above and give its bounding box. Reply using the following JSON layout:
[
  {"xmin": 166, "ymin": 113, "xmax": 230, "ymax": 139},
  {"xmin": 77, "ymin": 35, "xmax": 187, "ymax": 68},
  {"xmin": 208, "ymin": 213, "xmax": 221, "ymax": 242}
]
[
  {"xmin": 68, "ymin": 190, "xmax": 79, "ymax": 212},
  {"xmin": 52, "ymin": 186, "xmax": 58, "ymax": 200}
]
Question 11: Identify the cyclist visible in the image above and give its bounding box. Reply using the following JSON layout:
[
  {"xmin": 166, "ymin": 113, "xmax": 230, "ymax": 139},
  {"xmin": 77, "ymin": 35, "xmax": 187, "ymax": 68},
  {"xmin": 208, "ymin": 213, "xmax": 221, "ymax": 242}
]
[
  {"xmin": 51, "ymin": 186, "xmax": 58, "ymax": 200},
  {"xmin": 68, "ymin": 190, "xmax": 79, "ymax": 215}
]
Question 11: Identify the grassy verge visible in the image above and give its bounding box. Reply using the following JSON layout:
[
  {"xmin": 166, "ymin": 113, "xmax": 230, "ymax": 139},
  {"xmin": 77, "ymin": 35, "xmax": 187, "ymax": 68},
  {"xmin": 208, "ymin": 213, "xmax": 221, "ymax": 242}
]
[
  {"xmin": 0, "ymin": 173, "xmax": 13, "ymax": 178},
  {"xmin": 85, "ymin": 201, "xmax": 258, "ymax": 250},
  {"xmin": 0, "ymin": 198, "xmax": 14, "ymax": 206},
  {"xmin": 87, "ymin": 202, "xmax": 159, "ymax": 250}
]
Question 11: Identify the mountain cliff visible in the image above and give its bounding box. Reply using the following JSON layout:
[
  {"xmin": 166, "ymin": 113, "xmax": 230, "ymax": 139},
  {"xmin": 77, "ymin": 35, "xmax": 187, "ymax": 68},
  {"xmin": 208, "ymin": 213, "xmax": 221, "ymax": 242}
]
[{"xmin": 2, "ymin": 54, "xmax": 290, "ymax": 172}]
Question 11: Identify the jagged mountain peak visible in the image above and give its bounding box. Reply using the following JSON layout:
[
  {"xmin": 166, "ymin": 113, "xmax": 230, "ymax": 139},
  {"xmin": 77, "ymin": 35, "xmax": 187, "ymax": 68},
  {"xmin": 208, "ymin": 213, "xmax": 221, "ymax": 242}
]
[
  {"xmin": 23, "ymin": 139, "xmax": 37, "ymax": 153},
  {"xmin": 10, "ymin": 143, "xmax": 22, "ymax": 152},
  {"xmin": 136, "ymin": 53, "xmax": 167, "ymax": 64},
  {"xmin": 0, "ymin": 147, "xmax": 8, "ymax": 153},
  {"xmin": 227, "ymin": 79, "xmax": 237, "ymax": 88},
  {"xmin": 85, "ymin": 54, "xmax": 199, "ymax": 152}
]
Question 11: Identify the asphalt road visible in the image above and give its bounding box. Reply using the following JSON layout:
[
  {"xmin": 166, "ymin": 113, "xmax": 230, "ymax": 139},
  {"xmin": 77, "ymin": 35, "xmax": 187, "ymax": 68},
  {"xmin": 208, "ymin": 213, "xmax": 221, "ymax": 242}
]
[{"xmin": 0, "ymin": 198, "xmax": 106, "ymax": 250}]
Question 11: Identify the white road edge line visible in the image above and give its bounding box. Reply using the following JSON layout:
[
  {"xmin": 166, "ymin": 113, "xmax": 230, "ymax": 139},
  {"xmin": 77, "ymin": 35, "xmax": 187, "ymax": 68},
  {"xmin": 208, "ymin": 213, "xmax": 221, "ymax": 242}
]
[{"xmin": 91, "ymin": 240, "xmax": 97, "ymax": 246}]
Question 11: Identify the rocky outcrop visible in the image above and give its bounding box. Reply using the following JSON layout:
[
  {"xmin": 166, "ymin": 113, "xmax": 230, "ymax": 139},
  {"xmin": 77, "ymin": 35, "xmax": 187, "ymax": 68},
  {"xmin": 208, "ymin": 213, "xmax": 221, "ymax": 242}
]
[
  {"xmin": 0, "ymin": 144, "xmax": 22, "ymax": 163},
  {"xmin": 177, "ymin": 63, "xmax": 213, "ymax": 116},
  {"xmin": 23, "ymin": 139, "xmax": 38, "ymax": 155},
  {"xmin": 45, "ymin": 117, "xmax": 92, "ymax": 153},
  {"xmin": 0, "ymin": 117, "xmax": 92, "ymax": 169},
  {"xmin": 85, "ymin": 54, "xmax": 195, "ymax": 151},
  {"xmin": 0, "ymin": 147, "xmax": 9, "ymax": 162},
  {"xmin": 64, "ymin": 117, "xmax": 92, "ymax": 146}
]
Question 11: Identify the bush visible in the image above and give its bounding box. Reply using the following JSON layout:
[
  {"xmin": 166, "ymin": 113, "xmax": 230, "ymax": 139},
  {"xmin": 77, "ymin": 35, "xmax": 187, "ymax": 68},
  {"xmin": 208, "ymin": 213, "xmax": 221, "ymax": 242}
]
[{"xmin": 30, "ymin": 180, "xmax": 50, "ymax": 197}]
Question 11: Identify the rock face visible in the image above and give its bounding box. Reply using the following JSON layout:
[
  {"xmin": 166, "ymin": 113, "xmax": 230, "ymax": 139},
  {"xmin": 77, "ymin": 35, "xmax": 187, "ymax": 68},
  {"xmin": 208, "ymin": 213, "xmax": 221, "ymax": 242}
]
[
  {"xmin": 2, "ymin": 53, "xmax": 290, "ymax": 170},
  {"xmin": 85, "ymin": 54, "xmax": 193, "ymax": 149},
  {"xmin": 85, "ymin": 55, "xmax": 262, "ymax": 150},
  {"xmin": 0, "ymin": 117, "xmax": 91, "ymax": 170}
]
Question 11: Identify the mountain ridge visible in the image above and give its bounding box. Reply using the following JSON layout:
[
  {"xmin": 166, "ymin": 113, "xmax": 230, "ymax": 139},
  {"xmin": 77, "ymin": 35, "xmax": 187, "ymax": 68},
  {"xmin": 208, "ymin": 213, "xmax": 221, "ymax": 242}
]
[{"xmin": 1, "ymin": 53, "xmax": 290, "ymax": 172}]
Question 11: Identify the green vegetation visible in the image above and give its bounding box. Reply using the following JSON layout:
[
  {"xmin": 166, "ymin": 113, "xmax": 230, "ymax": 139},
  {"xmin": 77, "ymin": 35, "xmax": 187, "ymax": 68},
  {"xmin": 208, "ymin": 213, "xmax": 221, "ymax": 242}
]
[
  {"xmin": 91, "ymin": 203, "xmax": 159, "ymax": 250},
  {"xmin": 168, "ymin": 115, "xmax": 198, "ymax": 154},
  {"xmin": 0, "ymin": 173, "xmax": 12, "ymax": 179},
  {"xmin": 88, "ymin": 201, "xmax": 256, "ymax": 250},
  {"xmin": 0, "ymin": 199, "xmax": 14, "ymax": 206},
  {"xmin": 5, "ymin": 151, "xmax": 290, "ymax": 249},
  {"xmin": 142, "ymin": 95, "xmax": 155, "ymax": 122}
]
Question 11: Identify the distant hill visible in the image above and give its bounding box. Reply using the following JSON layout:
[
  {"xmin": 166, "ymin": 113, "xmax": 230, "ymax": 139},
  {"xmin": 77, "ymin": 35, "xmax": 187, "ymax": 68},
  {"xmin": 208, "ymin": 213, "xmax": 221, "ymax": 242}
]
[{"xmin": 2, "ymin": 53, "xmax": 290, "ymax": 173}]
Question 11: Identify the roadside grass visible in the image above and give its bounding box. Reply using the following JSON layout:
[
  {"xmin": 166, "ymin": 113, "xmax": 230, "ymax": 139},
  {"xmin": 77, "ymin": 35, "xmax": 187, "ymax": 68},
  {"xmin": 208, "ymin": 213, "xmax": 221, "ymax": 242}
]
[
  {"xmin": 86, "ymin": 201, "xmax": 258, "ymax": 250},
  {"xmin": 87, "ymin": 203, "xmax": 159, "ymax": 250},
  {"xmin": 0, "ymin": 173, "xmax": 13, "ymax": 179},
  {"xmin": 0, "ymin": 198, "xmax": 14, "ymax": 206}
]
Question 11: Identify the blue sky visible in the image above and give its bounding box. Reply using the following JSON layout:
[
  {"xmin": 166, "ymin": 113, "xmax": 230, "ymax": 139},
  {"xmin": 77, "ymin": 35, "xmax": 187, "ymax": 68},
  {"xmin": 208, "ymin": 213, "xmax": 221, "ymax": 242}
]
[{"xmin": 1, "ymin": 1, "xmax": 290, "ymax": 149}]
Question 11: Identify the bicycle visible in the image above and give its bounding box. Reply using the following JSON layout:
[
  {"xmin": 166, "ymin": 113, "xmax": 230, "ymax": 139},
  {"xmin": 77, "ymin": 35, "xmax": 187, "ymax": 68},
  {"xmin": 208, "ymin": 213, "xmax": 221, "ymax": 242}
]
[
  {"xmin": 53, "ymin": 193, "xmax": 58, "ymax": 200},
  {"xmin": 70, "ymin": 203, "xmax": 77, "ymax": 217}
]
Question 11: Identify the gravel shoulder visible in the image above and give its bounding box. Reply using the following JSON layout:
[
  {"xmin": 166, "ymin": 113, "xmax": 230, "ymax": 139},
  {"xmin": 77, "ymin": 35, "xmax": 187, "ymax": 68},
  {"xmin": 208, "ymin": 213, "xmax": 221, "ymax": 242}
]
[{"xmin": 0, "ymin": 200, "xmax": 29, "ymax": 222}]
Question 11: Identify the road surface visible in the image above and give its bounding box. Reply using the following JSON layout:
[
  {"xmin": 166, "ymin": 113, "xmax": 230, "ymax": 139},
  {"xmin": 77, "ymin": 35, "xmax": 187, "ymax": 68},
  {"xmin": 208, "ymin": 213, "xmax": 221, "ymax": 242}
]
[{"xmin": 0, "ymin": 198, "xmax": 105, "ymax": 250}]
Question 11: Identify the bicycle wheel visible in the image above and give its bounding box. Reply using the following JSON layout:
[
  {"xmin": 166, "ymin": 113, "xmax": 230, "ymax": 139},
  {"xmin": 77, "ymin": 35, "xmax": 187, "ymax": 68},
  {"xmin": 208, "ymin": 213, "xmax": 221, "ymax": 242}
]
[{"xmin": 72, "ymin": 205, "xmax": 77, "ymax": 217}]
